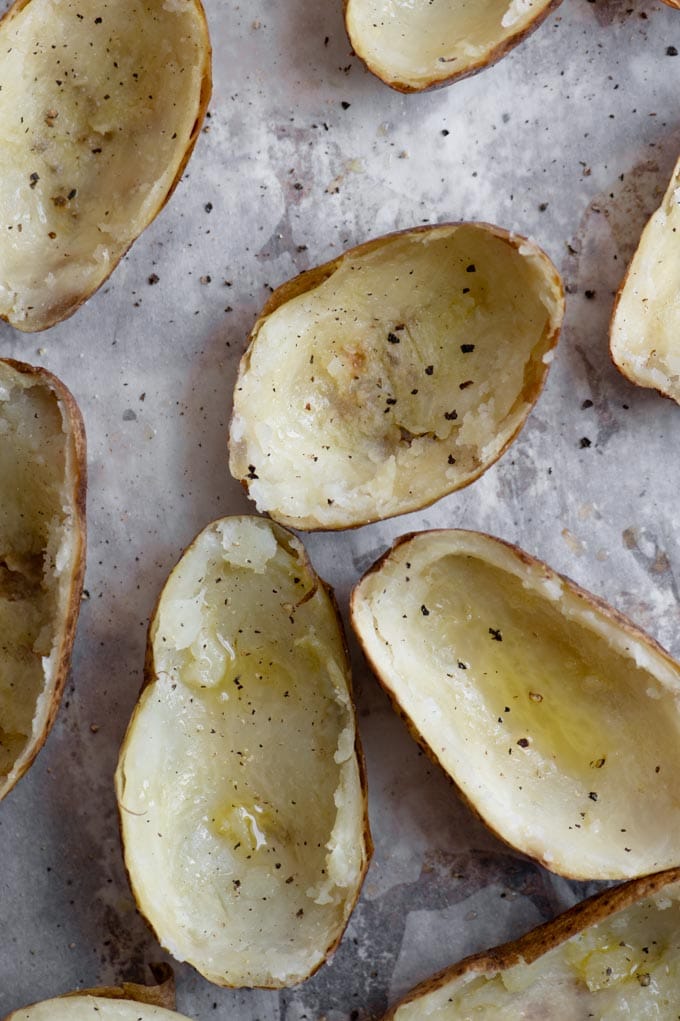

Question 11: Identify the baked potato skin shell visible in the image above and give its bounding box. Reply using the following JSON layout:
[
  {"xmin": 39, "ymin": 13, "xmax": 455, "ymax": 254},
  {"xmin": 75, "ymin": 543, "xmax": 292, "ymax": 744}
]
[
  {"xmin": 2, "ymin": 964, "xmax": 177, "ymax": 1019},
  {"xmin": 0, "ymin": 358, "xmax": 87, "ymax": 801},
  {"xmin": 608, "ymin": 200, "xmax": 680, "ymax": 407},
  {"xmin": 350, "ymin": 528, "xmax": 680, "ymax": 880},
  {"xmin": 119, "ymin": 519, "xmax": 372, "ymax": 990},
  {"xmin": 382, "ymin": 868, "xmax": 680, "ymax": 1017},
  {"xmin": 230, "ymin": 223, "xmax": 565, "ymax": 532},
  {"xmin": 0, "ymin": 0, "xmax": 212, "ymax": 333},
  {"xmin": 342, "ymin": 0, "xmax": 564, "ymax": 94}
]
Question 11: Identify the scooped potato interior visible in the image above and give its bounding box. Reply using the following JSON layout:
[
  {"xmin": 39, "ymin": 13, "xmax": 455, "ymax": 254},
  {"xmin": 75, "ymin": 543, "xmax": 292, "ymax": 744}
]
[
  {"xmin": 611, "ymin": 155, "xmax": 680, "ymax": 402},
  {"xmin": 392, "ymin": 879, "xmax": 680, "ymax": 1019},
  {"xmin": 230, "ymin": 226, "xmax": 563, "ymax": 530},
  {"xmin": 352, "ymin": 531, "xmax": 680, "ymax": 879},
  {"xmin": 0, "ymin": 361, "xmax": 84, "ymax": 799},
  {"xmin": 0, "ymin": 0, "xmax": 210, "ymax": 331},
  {"xmin": 7, "ymin": 999, "xmax": 190, "ymax": 1021},
  {"xmin": 116, "ymin": 517, "xmax": 368, "ymax": 988},
  {"xmin": 345, "ymin": 0, "xmax": 558, "ymax": 91}
]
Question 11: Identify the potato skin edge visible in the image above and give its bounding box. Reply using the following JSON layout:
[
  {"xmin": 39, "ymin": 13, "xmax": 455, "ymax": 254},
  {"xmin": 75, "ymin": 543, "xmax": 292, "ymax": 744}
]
[
  {"xmin": 350, "ymin": 527, "xmax": 680, "ymax": 881},
  {"xmin": 382, "ymin": 867, "xmax": 680, "ymax": 1018},
  {"xmin": 608, "ymin": 160, "xmax": 680, "ymax": 408},
  {"xmin": 342, "ymin": 0, "xmax": 563, "ymax": 93},
  {"xmin": 117, "ymin": 517, "xmax": 372, "ymax": 989},
  {"xmin": 229, "ymin": 222, "xmax": 565, "ymax": 532},
  {"xmin": 0, "ymin": 0, "xmax": 212, "ymax": 333},
  {"xmin": 0, "ymin": 358, "xmax": 87, "ymax": 802}
]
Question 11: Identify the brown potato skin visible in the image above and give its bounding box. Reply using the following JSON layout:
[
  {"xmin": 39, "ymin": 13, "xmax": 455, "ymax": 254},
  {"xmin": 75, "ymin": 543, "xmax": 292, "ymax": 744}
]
[
  {"xmin": 383, "ymin": 868, "xmax": 680, "ymax": 1017},
  {"xmin": 0, "ymin": 0, "xmax": 212, "ymax": 333},
  {"xmin": 229, "ymin": 223, "xmax": 565, "ymax": 532},
  {"xmin": 351, "ymin": 528, "xmax": 680, "ymax": 880},
  {"xmin": 0, "ymin": 358, "xmax": 87, "ymax": 802},
  {"xmin": 662, "ymin": 0, "xmax": 680, "ymax": 8},
  {"xmin": 118, "ymin": 517, "xmax": 372, "ymax": 990},
  {"xmin": 343, "ymin": 0, "xmax": 563, "ymax": 93},
  {"xmin": 2, "ymin": 964, "xmax": 177, "ymax": 1020}
]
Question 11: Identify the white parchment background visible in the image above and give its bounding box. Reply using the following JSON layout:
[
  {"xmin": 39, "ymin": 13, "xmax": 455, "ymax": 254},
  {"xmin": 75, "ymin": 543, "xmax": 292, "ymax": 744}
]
[{"xmin": 1, "ymin": 1, "xmax": 680, "ymax": 1018}]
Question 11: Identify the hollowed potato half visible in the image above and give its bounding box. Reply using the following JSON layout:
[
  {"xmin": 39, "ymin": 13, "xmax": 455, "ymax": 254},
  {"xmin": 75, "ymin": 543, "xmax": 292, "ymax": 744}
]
[
  {"xmin": 116, "ymin": 516, "xmax": 370, "ymax": 988},
  {"xmin": 229, "ymin": 224, "xmax": 564, "ymax": 531},
  {"xmin": 0, "ymin": 0, "xmax": 211, "ymax": 332},
  {"xmin": 611, "ymin": 153, "xmax": 680, "ymax": 403},
  {"xmin": 0, "ymin": 358, "xmax": 86, "ymax": 802},
  {"xmin": 4, "ymin": 967, "xmax": 189, "ymax": 1021},
  {"xmin": 344, "ymin": 0, "xmax": 562, "ymax": 93},
  {"xmin": 385, "ymin": 870, "xmax": 680, "ymax": 1019},
  {"xmin": 351, "ymin": 529, "xmax": 680, "ymax": 880}
]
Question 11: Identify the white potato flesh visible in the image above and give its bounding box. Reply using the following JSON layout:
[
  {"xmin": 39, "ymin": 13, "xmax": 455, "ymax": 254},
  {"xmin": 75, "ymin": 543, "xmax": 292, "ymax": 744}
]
[
  {"xmin": 345, "ymin": 0, "xmax": 558, "ymax": 91},
  {"xmin": 352, "ymin": 530, "xmax": 680, "ymax": 879},
  {"xmin": 116, "ymin": 517, "xmax": 368, "ymax": 988},
  {"xmin": 0, "ymin": 0, "xmax": 210, "ymax": 332},
  {"xmin": 6, "ymin": 998, "xmax": 191, "ymax": 1021},
  {"xmin": 229, "ymin": 226, "xmax": 563, "ymax": 530},
  {"xmin": 393, "ymin": 880, "xmax": 680, "ymax": 1020},
  {"xmin": 611, "ymin": 154, "xmax": 680, "ymax": 403},
  {"xmin": 0, "ymin": 361, "xmax": 84, "ymax": 800}
]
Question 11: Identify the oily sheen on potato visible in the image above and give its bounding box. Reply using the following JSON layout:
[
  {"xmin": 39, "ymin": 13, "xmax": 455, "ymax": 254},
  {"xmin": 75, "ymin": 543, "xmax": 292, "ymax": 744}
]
[
  {"xmin": 0, "ymin": 0, "xmax": 211, "ymax": 332},
  {"xmin": 611, "ymin": 153, "xmax": 680, "ymax": 403},
  {"xmin": 116, "ymin": 516, "xmax": 369, "ymax": 988},
  {"xmin": 351, "ymin": 529, "xmax": 680, "ymax": 880},
  {"xmin": 344, "ymin": 0, "xmax": 562, "ymax": 92},
  {"xmin": 229, "ymin": 224, "xmax": 564, "ymax": 530},
  {"xmin": 0, "ymin": 359, "xmax": 86, "ymax": 802},
  {"xmin": 385, "ymin": 870, "xmax": 680, "ymax": 1020}
]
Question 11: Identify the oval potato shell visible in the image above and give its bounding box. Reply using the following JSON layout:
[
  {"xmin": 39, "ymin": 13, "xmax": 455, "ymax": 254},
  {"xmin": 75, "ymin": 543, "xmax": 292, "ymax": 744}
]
[
  {"xmin": 344, "ymin": 0, "xmax": 562, "ymax": 93},
  {"xmin": 116, "ymin": 516, "xmax": 371, "ymax": 988},
  {"xmin": 0, "ymin": 358, "xmax": 86, "ymax": 802},
  {"xmin": 384, "ymin": 869, "xmax": 680, "ymax": 1019},
  {"xmin": 610, "ymin": 152, "xmax": 680, "ymax": 403},
  {"xmin": 229, "ymin": 224, "xmax": 564, "ymax": 531},
  {"xmin": 4, "ymin": 969, "xmax": 190, "ymax": 1021},
  {"xmin": 351, "ymin": 529, "xmax": 680, "ymax": 880},
  {"xmin": 0, "ymin": 0, "xmax": 212, "ymax": 332}
]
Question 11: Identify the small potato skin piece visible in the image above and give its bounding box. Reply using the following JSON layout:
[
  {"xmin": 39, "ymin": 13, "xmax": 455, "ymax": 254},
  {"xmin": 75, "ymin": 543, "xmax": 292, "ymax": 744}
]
[
  {"xmin": 343, "ymin": 0, "xmax": 563, "ymax": 93},
  {"xmin": 0, "ymin": 358, "xmax": 87, "ymax": 802},
  {"xmin": 383, "ymin": 869, "xmax": 680, "ymax": 1018}
]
